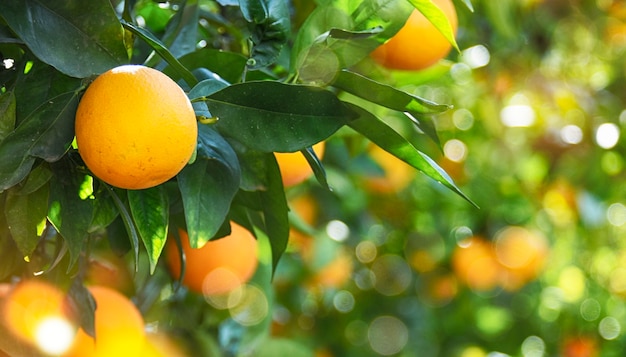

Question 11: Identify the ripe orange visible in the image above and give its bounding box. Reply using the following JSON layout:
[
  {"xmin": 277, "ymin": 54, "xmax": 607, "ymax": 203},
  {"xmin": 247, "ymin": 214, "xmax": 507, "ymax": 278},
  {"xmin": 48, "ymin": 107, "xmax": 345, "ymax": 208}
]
[
  {"xmin": 141, "ymin": 331, "xmax": 188, "ymax": 357},
  {"xmin": 276, "ymin": 141, "xmax": 326, "ymax": 187},
  {"xmin": 64, "ymin": 285, "xmax": 145, "ymax": 357},
  {"xmin": 165, "ymin": 221, "xmax": 259, "ymax": 296},
  {"xmin": 75, "ymin": 65, "xmax": 197, "ymax": 190},
  {"xmin": 371, "ymin": 0, "xmax": 458, "ymax": 70},
  {"xmin": 1, "ymin": 279, "xmax": 74, "ymax": 354}
]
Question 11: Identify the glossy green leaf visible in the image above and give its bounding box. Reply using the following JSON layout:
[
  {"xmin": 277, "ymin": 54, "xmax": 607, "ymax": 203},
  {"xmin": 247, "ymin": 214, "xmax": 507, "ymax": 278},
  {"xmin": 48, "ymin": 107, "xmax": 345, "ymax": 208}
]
[
  {"xmin": 89, "ymin": 190, "xmax": 120, "ymax": 234},
  {"xmin": 178, "ymin": 125, "xmax": 241, "ymax": 248},
  {"xmin": 47, "ymin": 162, "xmax": 95, "ymax": 268},
  {"xmin": 0, "ymin": 0, "xmax": 128, "ymax": 78},
  {"xmin": 239, "ymin": 0, "xmax": 290, "ymax": 69},
  {"xmin": 158, "ymin": 0, "xmax": 200, "ymax": 59},
  {"xmin": 259, "ymin": 154, "xmax": 289, "ymax": 272},
  {"xmin": 207, "ymin": 81, "xmax": 356, "ymax": 152},
  {"xmin": 107, "ymin": 186, "xmax": 140, "ymax": 271},
  {"xmin": 5, "ymin": 182, "xmax": 49, "ymax": 256},
  {"xmin": 301, "ymin": 146, "xmax": 329, "ymax": 190},
  {"xmin": 333, "ymin": 70, "xmax": 449, "ymax": 146},
  {"xmin": 122, "ymin": 21, "xmax": 198, "ymax": 87},
  {"xmin": 409, "ymin": 0, "xmax": 459, "ymax": 51},
  {"xmin": 14, "ymin": 163, "xmax": 52, "ymax": 196},
  {"xmin": 0, "ymin": 90, "xmax": 79, "ymax": 191},
  {"xmin": 128, "ymin": 187, "xmax": 169, "ymax": 274},
  {"xmin": 0, "ymin": 91, "xmax": 16, "ymax": 142},
  {"xmin": 345, "ymin": 102, "xmax": 477, "ymax": 207}
]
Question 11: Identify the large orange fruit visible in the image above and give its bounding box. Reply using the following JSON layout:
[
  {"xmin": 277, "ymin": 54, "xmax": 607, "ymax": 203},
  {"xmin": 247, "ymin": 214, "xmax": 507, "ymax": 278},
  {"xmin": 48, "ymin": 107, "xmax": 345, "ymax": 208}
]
[{"xmin": 75, "ymin": 65, "xmax": 197, "ymax": 190}]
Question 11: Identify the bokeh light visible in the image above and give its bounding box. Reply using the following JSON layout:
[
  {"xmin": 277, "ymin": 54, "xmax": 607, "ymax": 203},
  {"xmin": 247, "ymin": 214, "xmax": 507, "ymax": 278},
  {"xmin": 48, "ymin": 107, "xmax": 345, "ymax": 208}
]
[{"xmin": 367, "ymin": 316, "xmax": 408, "ymax": 356}]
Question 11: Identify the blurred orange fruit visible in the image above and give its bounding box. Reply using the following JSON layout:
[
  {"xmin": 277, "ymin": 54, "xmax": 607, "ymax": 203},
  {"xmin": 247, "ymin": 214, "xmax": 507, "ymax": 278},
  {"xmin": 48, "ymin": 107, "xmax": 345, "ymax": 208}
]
[
  {"xmin": 1, "ymin": 279, "xmax": 74, "ymax": 354},
  {"xmin": 311, "ymin": 249, "xmax": 353, "ymax": 289},
  {"xmin": 363, "ymin": 145, "xmax": 415, "ymax": 194},
  {"xmin": 451, "ymin": 237, "xmax": 501, "ymax": 291},
  {"xmin": 561, "ymin": 336, "xmax": 598, "ymax": 357},
  {"xmin": 85, "ymin": 252, "xmax": 134, "ymax": 295},
  {"xmin": 371, "ymin": 0, "xmax": 458, "ymax": 70},
  {"xmin": 141, "ymin": 331, "xmax": 188, "ymax": 357},
  {"xmin": 64, "ymin": 285, "xmax": 145, "ymax": 357},
  {"xmin": 75, "ymin": 65, "xmax": 197, "ymax": 190},
  {"xmin": 494, "ymin": 226, "xmax": 548, "ymax": 290},
  {"xmin": 165, "ymin": 221, "xmax": 258, "ymax": 296},
  {"xmin": 276, "ymin": 142, "xmax": 326, "ymax": 187}
]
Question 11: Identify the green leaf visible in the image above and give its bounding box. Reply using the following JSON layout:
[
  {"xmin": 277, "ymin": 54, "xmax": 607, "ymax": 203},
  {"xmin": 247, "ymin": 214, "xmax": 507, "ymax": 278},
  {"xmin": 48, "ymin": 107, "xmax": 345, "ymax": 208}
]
[
  {"xmin": 89, "ymin": 189, "xmax": 120, "ymax": 234},
  {"xmin": 207, "ymin": 81, "xmax": 356, "ymax": 152},
  {"xmin": 0, "ymin": 91, "xmax": 16, "ymax": 142},
  {"xmin": 291, "ymin": 0, "xmax": 413, "ymax": 75},
  {"xmin": 121, "ymin": 21, "xmax": 198, "ymax": 88},
  {"xmin": 259, "ymin": 154, "xmax": 289, "ymax": 272},
  {"xmin": 409, "ymin": 0, "xmax": 459, "ymax": 51},
  {"xmin": 189, "ymin": 77, "xmax": 230, "ymax": 120},
  {"xmin": 178, "ymin": 125, "xmax": 241, "ymax": 248},
  {"xmin": 239, "ymin": 0, "xmax": 291, "ymax": 69},
  {"xmin": 345, "ymin": 102, "xmax": 477, "ymax": 207},
  {"xmin": 163, "ymin": 49, "xmax": 247, "ymax": 85},
  {"xmin": 0, "ymin": 90, "xmax": 79, "ymax": 191},
  {"xmin": 301, "ymin": 146, "xmax": 329, "ymax": 190},
  {"xmin": 333, "ymin": 70, "xmax": 449, "ymax": 145},
  {"xmin": 13, "ymin": 61, "xmax": 83, "ymax": 122},
  {"xmin": 14, "ymin": 162, "xmax": 52, "ymax": 196},
  {"xmin": 158, "ymin": 0, "xmax": 200, "ymax": 59},
  {"xmin": 128, "ymin": 187, "xmax": 169, "ymax": 274},
  {"xmin": 47, "ymin": 162, "xmax": 95, "ymax": 268},
  {"xmin": 106, "ymin": 186, "xmax": 140, "ymax": 271},
  {"xmin": 67, "ymin": 278, "xmax": 96, "ymax": 338},
  {"xmin": 0, "ymin": 0, "xmax": 128, "ymax": 78},
  {"xmin": 5, "ymin": 182, "xmax": 49, "ymax": 256}
]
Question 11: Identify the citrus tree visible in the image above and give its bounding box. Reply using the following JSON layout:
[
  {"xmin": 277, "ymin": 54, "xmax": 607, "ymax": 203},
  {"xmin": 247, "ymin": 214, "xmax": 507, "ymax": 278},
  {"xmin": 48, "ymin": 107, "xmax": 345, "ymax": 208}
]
[{"xmin": 0, "ymin": 0, "xmax": 472, "ymax": 355}]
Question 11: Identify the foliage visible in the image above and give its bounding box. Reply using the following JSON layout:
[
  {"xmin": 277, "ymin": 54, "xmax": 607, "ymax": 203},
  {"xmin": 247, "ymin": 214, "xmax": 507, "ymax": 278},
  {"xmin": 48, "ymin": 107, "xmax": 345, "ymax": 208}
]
[{"xmin": 0, "ymin": 0, "xmax": 465, "ymax": 355}]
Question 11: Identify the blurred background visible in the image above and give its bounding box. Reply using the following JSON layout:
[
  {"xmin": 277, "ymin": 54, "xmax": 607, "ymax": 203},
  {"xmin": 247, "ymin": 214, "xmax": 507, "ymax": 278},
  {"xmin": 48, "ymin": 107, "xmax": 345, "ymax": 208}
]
[{"xmin": 264, "ymin": 0, "xmax": 626, "ymax": 356}]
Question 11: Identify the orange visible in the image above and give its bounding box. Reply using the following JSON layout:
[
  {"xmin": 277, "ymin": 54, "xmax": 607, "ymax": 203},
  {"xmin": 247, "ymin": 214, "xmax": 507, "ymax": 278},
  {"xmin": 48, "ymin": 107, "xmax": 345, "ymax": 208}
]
[
  {"xmin": 494, "ymin": 226, "xmax": 548, "ymax": 290},
  {"xmin": 85, "ymin": 252, "xmax": 134, "ymax": 295},
  {"xmin": 451, "ymin": 237, "xmax": 501, "ymax": 291},
  {"xmin": 561, "ymin": 336, "xmax": 598, "ymax": 357},
  {"xmin": 363, "ymin": 145, "xmax": 415, "ymax": 194},
  {"xmin": 311, "ymin": 249, "xmax": 353, "ymax": 289},
  {"xmin": 75, "ymin": 65, "xmax": 197, "ymax": 190},
  {"xmin": 371, "ymin": 0, "xmax": 458, "ymax": 70},
  {"xmin": 1, "ymin": 279, "xmax": 75, "ymax": 354},
  {"xmin": 64, "ymin": 285, "xmax": 145, "ymax": 357},
  {"xmin": 165, "ymin": 221, "xmax": 258, "ymax": 296},
  {"xmin": 276, "ymin": 141, "xmax": 326, "ymax": 187}
]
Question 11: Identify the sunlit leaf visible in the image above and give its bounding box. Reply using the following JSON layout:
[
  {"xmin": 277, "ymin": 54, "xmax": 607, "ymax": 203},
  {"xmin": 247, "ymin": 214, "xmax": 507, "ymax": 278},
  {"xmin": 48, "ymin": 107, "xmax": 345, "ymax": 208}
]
[
  {"xmin": 345, "ymin": 102, "xmax": 477, "ymax": 207},
  {"xmin": 5, "ymin": 182, "xmax": 49, "ymax": 256},
  {"xmin": 408, "ymin": 0, "xmax": 459, "ymax": 51},
  {"xmin": 128, "ymin": 187, "xmax": 169, "ymax": 273}
]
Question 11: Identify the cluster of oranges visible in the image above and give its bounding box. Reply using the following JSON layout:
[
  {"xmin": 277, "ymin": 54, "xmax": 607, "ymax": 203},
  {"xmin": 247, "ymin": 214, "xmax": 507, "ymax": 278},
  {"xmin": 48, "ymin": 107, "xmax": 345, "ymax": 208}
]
[
  {"xmin": 451, "ymin": 227, "xmax": 550, "ymax": 292},
  {"xmin": 0, "ymin": 279, "xmax": 185, "ymax": 356}
]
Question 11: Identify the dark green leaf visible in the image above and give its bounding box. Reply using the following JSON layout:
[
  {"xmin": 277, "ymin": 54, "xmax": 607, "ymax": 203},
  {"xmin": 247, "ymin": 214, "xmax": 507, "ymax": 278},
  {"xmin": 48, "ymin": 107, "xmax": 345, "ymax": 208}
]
[
  {"xmin": 128, "ymin": 187, "xmax": 169, "ymax": 274},
  {"xmin": 239, "ymin": 0, "xmax": 290, "ymax": 69},
  {"xmin": 178, "ymin": 125, "xmax": 241, "ymax": 248},
  {"xmin": 207, "ymin": 81, "xmax": 356, "ymax": 152},
  {"xmin": 333, "ymin": 70, "xmax": 450, "ymax": 145},
  {"xmin": 67, "ymin": 278, "xmax": 96, "ymax": 338},
  {"xmin": 14, "ymin": 162, "xmax": 52, "ymax": 195},
  {"xmin": 121, "ymin": 21, "xmax": 198, "ymax": 87},
  {"xmin": 5, "ymin": 182, "xmax": 49, "ymax": 256},
  {"xmin": 159, "ymin": 0, "xmax": 200, "ymax": 59},
  {"xmin": 106, "ymin": 186, "xmax": 140, "ymax": 272},
  {"xmin": 47, "ymin": 163, "xmax": 95, "ymax": 268},
  {"xmin": 13, "ymin": 61, "xmax": 83, "ymax": 122},
  {"xmin": 89, "ymin": 189, "xmax": 119, "ymax": 234},
  {"xmin": 345, "ymin": 102, "xmax": 477, "ymax": 207},
  {"xmin": 301, "ymin": 146, "xmax": 329, "ymax": 190},
  {"xmin": 259, "ymin": 154, "xmax": 289, "ymax": 272},
  {"xmin": 0, "ymin": 0, "xmax": 128, "ymax": 77},
  {"xmin": 0, "ymin": 91, "xmax": 16, "ymax": 142},
  {"xmin": 0, "ymin": 90, "xmax": 79, "ymax": 191},
  {"xmin": 164, "ymin": 49, "xmax": 247, "ymax": 85}
]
